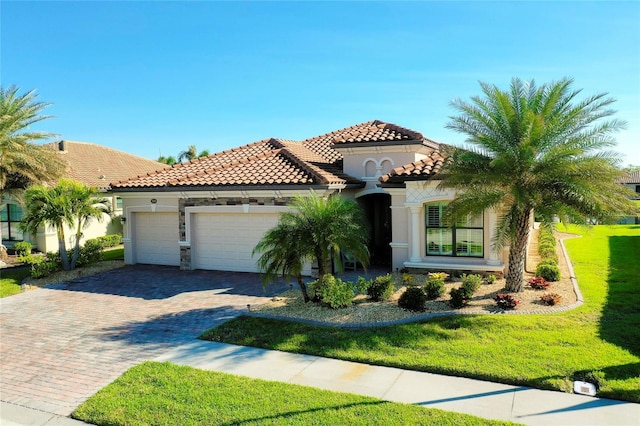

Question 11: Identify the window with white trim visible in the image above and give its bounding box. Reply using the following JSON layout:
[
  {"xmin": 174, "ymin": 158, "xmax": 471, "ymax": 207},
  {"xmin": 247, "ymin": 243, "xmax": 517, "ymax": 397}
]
[{"xmin": 425, "ymin": 203, "xmax": 483, "ymax": 257}]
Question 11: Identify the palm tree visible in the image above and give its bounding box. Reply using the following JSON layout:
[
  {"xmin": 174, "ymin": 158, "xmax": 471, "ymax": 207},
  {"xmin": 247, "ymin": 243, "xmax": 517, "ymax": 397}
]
[
  {"xmin": 253, "ymin": 191, "xmax": 370, "ymax": 300},
  {"xmin": 20, "ymin": 181, "xmax": 74, "ymax": 270},
  {"xmin": 253, "ymin": 221, "xmax": 311, "ymax": 302},
  {"xmin": 0, "ymin": 85, "xmax": 65, "ymax": 198},
  {"xmin": 67, "ymin": 180, "xmax": 109, "ymax": 269},
  {"xmin": 20, "ymin": 179, "xmax": 108, "ymax": 270},
  {"xmin": 177, "ymin": 145, "xmax": 198, "ymax": 162},
  {"xmin": 439, "ymin": 77, "xmax": 637, "ymax": 292},
  {"xmin": 177, "ymin": 145, "xmax": 210, "ymax": 162}
]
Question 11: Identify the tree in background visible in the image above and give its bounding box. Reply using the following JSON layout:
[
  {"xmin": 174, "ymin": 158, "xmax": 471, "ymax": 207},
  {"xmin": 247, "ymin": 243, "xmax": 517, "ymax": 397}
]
[
  {"xmin": 439, "ymin": 77, "xmax": 637, "ymax": 292},
  {"xmin": 0, "ymin": 85, "xmax": 65, "ymax": 199},
  {"xmin": 157, "ymin": 155, "xmax": 177, "ymax": 165}
]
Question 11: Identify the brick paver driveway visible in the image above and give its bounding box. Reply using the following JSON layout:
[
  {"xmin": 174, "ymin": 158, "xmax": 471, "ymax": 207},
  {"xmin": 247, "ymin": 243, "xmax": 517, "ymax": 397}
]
[{"xmin": 0, "ymin": 265, "xmax": 288, "ymax": 416}]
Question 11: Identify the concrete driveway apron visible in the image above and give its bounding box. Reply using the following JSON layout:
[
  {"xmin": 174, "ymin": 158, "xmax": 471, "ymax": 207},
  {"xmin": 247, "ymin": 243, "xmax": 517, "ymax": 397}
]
[{"xmin": 0, "ymin": 265, "xmax": 288, "ymax": 416}]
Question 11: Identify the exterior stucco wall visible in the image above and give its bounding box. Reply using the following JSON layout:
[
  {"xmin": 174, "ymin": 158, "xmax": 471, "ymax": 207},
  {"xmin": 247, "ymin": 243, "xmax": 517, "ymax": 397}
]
[{"xmin": 387, "ymin": 180, "xmax": 505, "ymax": 274}]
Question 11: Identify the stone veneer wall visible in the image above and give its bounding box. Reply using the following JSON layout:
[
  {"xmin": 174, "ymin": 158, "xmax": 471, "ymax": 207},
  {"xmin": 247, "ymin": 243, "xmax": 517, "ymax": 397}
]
[{"xmin": 178, "ymin": 197, "xmax": 292, "ymax": 270}]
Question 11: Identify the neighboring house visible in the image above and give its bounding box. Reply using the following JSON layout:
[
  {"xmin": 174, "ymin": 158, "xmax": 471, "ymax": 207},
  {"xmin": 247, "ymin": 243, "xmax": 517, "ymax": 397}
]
[
  {"xmin": 111, "ymin": 120, "xmax": 507, "ymax": 275},
  {"xmin": 1, "ymin": 140, "xmax": 166, "ymax": 252},
  {"xmin": 616, "ymin": 170, "xmax": 640, "ymax": 224}
]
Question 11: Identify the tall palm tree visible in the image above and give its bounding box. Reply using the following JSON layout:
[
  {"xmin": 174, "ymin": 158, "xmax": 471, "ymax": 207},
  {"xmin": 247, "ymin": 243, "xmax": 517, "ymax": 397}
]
[
  {"xmin": 253, "ymin": 191, "xmax": 370, "ymax": 301},
  {"xmin": 439, "ymin": 77, "xmax": 637, "ymax": 292},
  {"xmin": 177, "ymin": 145, "xmax": 198, "ymax": 162},
  {"xmin": 0, "ymin": 85, "xmax": 65, "ymax": 198},
  {"xmin": 67, "ymin": 180, "xmax": 109, "ymax": 269},
  {"xmin": 20, "ymin": 181, "xmax": 74, "ymax": 270},
  {"xmin": 253, "ymin": 221, "xmax": 311, "ymax": 302}
]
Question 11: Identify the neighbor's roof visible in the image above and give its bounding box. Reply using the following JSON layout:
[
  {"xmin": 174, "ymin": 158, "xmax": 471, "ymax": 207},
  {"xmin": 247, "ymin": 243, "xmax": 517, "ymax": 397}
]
[
  {"xmin": 379, "ymin": 151, "xmax": 446, "ymax": 184},
  {"xmin": 47, "ymin": 141, "xmax": 167, "ymax": 190},
  {"xmin": 111, "ymin": 120, "xmax": 433, "ymax": 191},
  {"xmin": 617, "ymin": 170, "xmax": 640, "ymax": 184}
]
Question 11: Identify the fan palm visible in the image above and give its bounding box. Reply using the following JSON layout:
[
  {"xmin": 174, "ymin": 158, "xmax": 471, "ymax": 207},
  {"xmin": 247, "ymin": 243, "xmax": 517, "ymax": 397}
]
[
  {"xmin": 439, "ymin": 77, "xmax": 636, "ymax": 292},
  {"xmin": 0, "ymin": 85, "xmax": 65, "ymax": 198}
]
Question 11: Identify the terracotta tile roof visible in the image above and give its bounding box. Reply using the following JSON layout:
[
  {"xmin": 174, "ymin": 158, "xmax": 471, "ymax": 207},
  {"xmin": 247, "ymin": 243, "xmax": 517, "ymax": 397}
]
[
  {"xmin": 302, "ymin": 120, "xmax": 437, "ymax": 165},
  {"xmin": 111, "ymin": 120, "xmax": 436, "ymax": 191},
  {"xmin": 379, "ymin": 151, "xmax": 446, "ymax": 184},
  {"xmin": 111, "ymin": 138, "xmax": 360, "ymax": 189},
  {"xmin": 617, "ymin": 170, "xmax": 640, "ymax": 184},
  {"xmin": 46, "ymin": 141, "xmax": 166, "ymax": 190}
]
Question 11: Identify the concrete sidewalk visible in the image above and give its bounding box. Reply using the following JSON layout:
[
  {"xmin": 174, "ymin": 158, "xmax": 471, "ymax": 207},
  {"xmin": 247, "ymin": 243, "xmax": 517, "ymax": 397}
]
[{"xmin": 155, "ymin": 340, "xmax": 639, "ymax": 426}]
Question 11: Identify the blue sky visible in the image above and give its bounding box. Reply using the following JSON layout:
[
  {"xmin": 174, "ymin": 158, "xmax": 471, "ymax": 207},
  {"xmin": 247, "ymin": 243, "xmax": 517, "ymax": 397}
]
[{"xmin": 2, "ymin": 1, "xmax": 639, "ymax": 166}]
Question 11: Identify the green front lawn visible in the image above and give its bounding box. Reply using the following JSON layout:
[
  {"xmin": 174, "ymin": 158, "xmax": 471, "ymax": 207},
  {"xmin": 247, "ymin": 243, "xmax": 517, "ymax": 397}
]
[
  {"xmin": 102, "ymin": 247, "xmax": 124, "ymax": 261},
  {"xmin": 72, "ymin": 362, "xmax": 516, "ymax": 426},
  {"xmin": 0, "ymin": 267, "xmax": 29, "ymax": 297},
  {"xmin": 202, "ymin": 225, "xmax": 640, "ymax": 402}
]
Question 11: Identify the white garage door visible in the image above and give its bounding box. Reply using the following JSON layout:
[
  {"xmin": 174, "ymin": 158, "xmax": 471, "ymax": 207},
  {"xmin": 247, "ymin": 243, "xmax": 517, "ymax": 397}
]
[
  {"xmin": 134, "ymin": 212, "xmax": 180, "ymax": 266},
  {"xmin": 192, "ymin": 213, "xmax": 279, "ymax": 272}
]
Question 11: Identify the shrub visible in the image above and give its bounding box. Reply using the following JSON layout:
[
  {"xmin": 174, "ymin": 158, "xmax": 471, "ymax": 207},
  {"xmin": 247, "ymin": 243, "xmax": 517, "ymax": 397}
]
[
  {"xmin": 31, "ymin": 260, "xmax": 60, "ymax": 279},
  {"xmin": 398, "ymin": 287, "xmax": 427, "ymax": 312},
  {"xmin": 540, "ymin": 292, "xmax": 562, "ymax": 306},
  {"xmin": 355, "ymin": 276, "xmax": 372, "ymax": 295},
  {"xmin": 424, "ymin": 278, "xmax": 445, "ymax": 300},
  {"xmin": 485, "ymin": 274, "xmax": 497, "ymax": 284},
  {"xmin": 536, "ymin": 263, "xmax": 561, "ymax": 282},
  {"xmin": 538, "ymin": 257, "xmax": 558, "ymax": 266},
  {"xmin": 14, "ymin": 241, "xmax": 32, "ymax": 257},
  {"xmin": 460, "ymin": 274, "xmax": 482, "ymax": 299},
  {"xmin": 429, "ymin": 272, "xmax": 449, "ymax": 282},
  {"xmin": 527, "ymin": 276, "xmax": 551, "ymax": 290},
  {"xmin": 313, "ymin": 275, "xmax": 354, "ymax": 309},
  {"xmin": 97, "ymin": 234, "xmax": 121, "ymax": 248},
  {"xmin": 449, "ymin": 287, "xmax": 468, "ymax": 308},
  {"xmin": 401, "ymin": 273, "xmax": 415, "ymax": 287},
  {"xmin": 75, "ymin": 239, "xmax": 104, "ymax": 266},
  {"xmin": 538, "ymin": 243, "xmax": 557, "ymax": 259},
  {"xmin": 494, "ymin": 293, "xmax": 520, "ymax": 310},
  {"xmin": 367, "ymin": 274, "xmax": 395, "ymax": 301},
  {"xmin": 18, "ymin": 253, "xmax": 42, "ymax": 266}
]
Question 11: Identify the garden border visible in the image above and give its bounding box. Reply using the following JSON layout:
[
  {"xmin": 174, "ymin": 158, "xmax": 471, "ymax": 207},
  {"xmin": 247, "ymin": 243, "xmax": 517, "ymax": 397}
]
[{"xmin": 246, "ymin": 234, "xmax": 585, "ymax": 328}]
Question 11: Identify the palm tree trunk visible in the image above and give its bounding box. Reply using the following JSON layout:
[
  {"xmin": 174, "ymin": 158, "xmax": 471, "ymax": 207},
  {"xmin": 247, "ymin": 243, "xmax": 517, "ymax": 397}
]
[
  {"xmin": 296, "ymin": 275, "xmax": 311, "ymax": 303},
  {"xmin": 70, "ymin": 220, "xmax": 83, "ymax": 270},
  {"xmin": 505, "ymin": 209, "xmax": 532, "ymax": 292},
  {"xmin": 56, "ymin": 226, "xmax": 71, "ymax": 271}
]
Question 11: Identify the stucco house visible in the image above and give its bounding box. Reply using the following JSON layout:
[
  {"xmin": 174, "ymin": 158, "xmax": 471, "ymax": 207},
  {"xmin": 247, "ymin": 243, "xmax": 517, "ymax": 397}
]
[
  {"xmin": 111, "ymin": 120, "xmax": 507, "ymax": 275},
  {"xmin": 616, "ymin": 170, "xmax": 640, "ymax": 224},
  {"xmin": 1, "ymin": 140, "xmax": 165, "ymax": 252}
]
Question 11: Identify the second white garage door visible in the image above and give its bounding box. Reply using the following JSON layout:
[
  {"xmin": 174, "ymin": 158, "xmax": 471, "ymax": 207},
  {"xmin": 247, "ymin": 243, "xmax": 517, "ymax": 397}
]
[
  {"xmin": 191, "ymin": 213, "xmax": 279, "ymax": 272},
  {"xmin": 134, "ymin": 212, "xmax": 180, "ymax": 266}
]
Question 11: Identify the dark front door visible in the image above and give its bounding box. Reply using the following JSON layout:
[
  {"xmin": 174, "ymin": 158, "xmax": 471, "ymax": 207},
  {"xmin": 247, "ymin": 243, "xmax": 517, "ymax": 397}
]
[{"xmin": 359, "ymin": 193, "xmax": 391, "ymax": 267}]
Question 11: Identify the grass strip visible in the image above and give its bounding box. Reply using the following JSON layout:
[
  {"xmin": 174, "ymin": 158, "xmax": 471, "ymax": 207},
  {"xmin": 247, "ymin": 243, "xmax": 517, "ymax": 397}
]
[
  {"xmin": 0, "ymin": 267, "xmax": 29, "ymax": 297},
  {"xmin": 202, "ymin": 225, "xmax": 640, "ymax": 402},
  {"xmin": 73, "ymin": 361, "xmax": 516, "ymax": 426}
]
